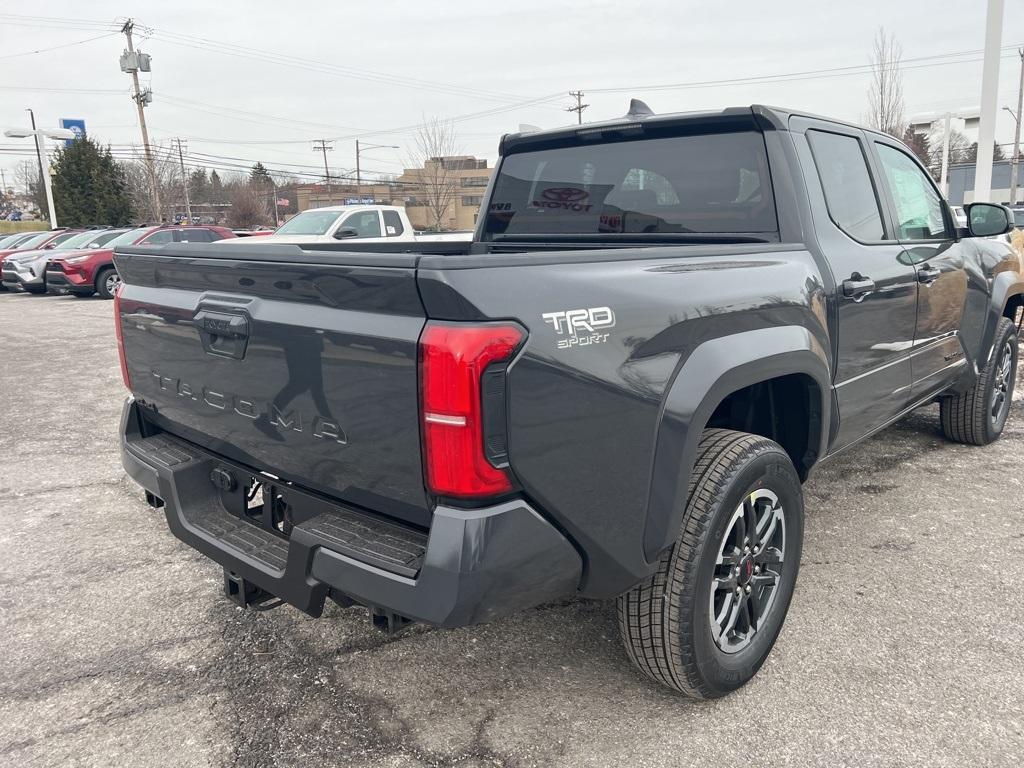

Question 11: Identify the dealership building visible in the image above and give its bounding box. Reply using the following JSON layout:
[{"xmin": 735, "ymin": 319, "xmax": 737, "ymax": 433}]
[{"xmin": 293, "ymin": 155, "xmax": 493, "ymax": 231}]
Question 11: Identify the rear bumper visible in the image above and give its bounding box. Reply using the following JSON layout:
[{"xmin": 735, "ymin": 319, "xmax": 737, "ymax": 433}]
[{"xmin": 120, "ymin": 399, "xmax": 582, "ymax": 626}]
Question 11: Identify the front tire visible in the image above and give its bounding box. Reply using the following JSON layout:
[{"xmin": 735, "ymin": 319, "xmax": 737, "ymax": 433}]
[
  {"xmin": 95, "ymin": 267, "xmax": 121, "ymax": 300},
  {"xmin": 617, "ymin": 429, "xmax": 804, "ymax": 698},
  {"xmin": 940, "ymin": 316, "xmax": 1018, "ymax": 445}
]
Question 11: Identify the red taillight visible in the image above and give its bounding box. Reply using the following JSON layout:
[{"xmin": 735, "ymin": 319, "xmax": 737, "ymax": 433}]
[
  {"xmin": 113, "ymin": 284, "xmax": 131, "ymax": 390},
  {"xmin": 420, "ymin": 322, "xmax": 523, "ymax": 498}
]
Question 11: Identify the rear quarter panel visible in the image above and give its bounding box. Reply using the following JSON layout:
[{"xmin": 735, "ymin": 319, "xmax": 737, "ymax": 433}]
[{"xmin": 418, "ymin": 245, "xmax": 830, "ymax": 596}]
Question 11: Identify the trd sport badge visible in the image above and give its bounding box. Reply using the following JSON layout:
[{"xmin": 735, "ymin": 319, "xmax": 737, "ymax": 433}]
[{"xmin": 541, "ymin": 306, "xmax": 615, "ymax": 350}]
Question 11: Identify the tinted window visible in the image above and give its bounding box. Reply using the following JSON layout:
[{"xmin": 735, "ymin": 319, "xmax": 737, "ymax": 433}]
[
  {"xmin": 143, "ymin": 230, "xmax": 175, "ymax": 244},
  {"xmin": 806, "ymin": 131, "xmax": 885, "ymax": 241},
  {"xmin": 341, "ymin": 211, "xmax": 381, "ymax": 238},
  {"xmin": 483, "ymin": 131, "xmax": 777, "ymax": 238},
  {"xmin": 107, "ymin": 228, "xmax": 152, "ymax": 247},
  {"xmin": 876, "ymin": 143, "xmax": 949, "ymax": 241},
  {"xmin": 176, "ymin": 229, "xmax": 212, "ymax": 242},
  {"xmin": 382, "ymin": 210, "xmax": 404, "ymax": 237}
]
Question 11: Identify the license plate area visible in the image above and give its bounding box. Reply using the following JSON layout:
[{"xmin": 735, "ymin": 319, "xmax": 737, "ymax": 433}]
[{"xmin": 213, "ymin": 466, "xmax": 325, "ymax": 539}]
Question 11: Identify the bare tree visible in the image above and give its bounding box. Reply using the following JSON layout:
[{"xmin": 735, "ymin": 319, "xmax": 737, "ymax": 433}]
[
  {"xmin": 226, "ymin": 184, "xmax": 269, "ymax": 229},
  {"xmin": 868, "ymin": 27, "xmax": 905, "ymax": 138},
  {"xmin": 13, "ymin": 160, "xmax": 48, "ymax": 218},
  {"xmin": 405, "ymin": 117, "xmax": 461, "ymax": 230},
  {"xmin": 121, "ymin": 146, "xmax": 180, "ymax": 222},
  {"xmin": 928, "ymin": 127, "xmax": 973, "ymax": 175}
]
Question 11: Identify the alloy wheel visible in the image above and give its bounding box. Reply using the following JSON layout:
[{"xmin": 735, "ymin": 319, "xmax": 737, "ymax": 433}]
[
  {"xmin": 991, "ymin": 339, "xmax": 1015, "ymax": 429},
  {"xmin": 709, "ymin": 488, "xmax": 786, "ymax": 654}
]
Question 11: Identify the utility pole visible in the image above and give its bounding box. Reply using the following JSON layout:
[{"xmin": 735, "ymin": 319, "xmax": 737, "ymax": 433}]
[
  {"xmin": 313, "ymin": 139, "xmax": 334, "ymax": 205},
  {"xmin": 121, "ymin": 19, "xmax": 161, "ymax": 220},
  {"xmin": 567, "ymin": 91, "xmax": 589, "ymax": 125},
  {"xmin": 0, "ymin": 168, "xmax": 7, "ymax": 196},
  {"xmin": 172, "ymin": 138, "xmax": 191, "ymax": 222},
  {"xmin": 268, "ymin": 175, "xmax": 280, "ymax": 227},
  {"xmin": 354, "ymin": 141, "xmax": 398, "ymax": 201},
  {"xmin": 1008, "ymin": 48, "xmax": 1024, "ymax": 205}
]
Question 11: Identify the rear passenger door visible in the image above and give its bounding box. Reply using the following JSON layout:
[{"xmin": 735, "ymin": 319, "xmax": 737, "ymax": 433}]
[
  {"xmin": 870, "ymin": 139, "xmax": 969, "ymax": 399},
  {"xmin": 792, "ymin": 118, "xmax": 920, "ymax": 449}
]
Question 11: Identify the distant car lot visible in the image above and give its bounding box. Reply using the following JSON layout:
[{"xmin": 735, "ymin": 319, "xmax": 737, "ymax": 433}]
[{"xmin": 1, "ymin": 292, "xmax": 1022, "ymax": 767}]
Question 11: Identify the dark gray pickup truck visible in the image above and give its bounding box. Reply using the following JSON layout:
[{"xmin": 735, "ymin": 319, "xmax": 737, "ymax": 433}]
[{"xmin": 115, "ymin": 103, "xmax": 1022, "ymax": 698}]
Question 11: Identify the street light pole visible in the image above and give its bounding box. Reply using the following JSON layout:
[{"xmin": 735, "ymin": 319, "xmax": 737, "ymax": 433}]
[
  {"xmin": 4, "ymin": 120, "xmax": 74, "ymax": 228},
  {"xmin": 26, "ymin": 109, "xmax": 46, "ymax": 206},
  {"xmin": 355, "ymin": 141, "xmax": 399, "ymax": 200},
  {"xmin": 1008, "ymin": 48, "xmax": 1024, "ymax": 205}
]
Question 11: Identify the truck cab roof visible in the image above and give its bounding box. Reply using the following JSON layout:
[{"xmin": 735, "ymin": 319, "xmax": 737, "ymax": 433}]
[{"xmin": 499, "ymin": 102, "xmax": 885, "ymax": 155}]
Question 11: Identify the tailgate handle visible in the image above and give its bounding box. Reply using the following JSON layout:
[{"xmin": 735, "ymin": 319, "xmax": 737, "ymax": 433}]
[{"xmin": 193, "ymin": 310, "xmax": 250, "ymax": 359}]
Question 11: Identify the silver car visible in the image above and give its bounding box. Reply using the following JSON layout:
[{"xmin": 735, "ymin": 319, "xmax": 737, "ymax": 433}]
[{"xmin": 1, "ymin": 229, "xmax": 127, "ymax": 293}]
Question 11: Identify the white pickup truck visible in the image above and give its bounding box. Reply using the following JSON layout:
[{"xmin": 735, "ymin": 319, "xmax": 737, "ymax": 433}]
[{"xmin": 230, "ymin": 205, "xmax": 472, "ymax": 245}]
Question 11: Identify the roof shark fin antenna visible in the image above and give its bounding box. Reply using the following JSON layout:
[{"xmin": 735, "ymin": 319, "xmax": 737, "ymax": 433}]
[{"xmin": 626, "ymin": 99, "xmax": 655, "ymax": 119}]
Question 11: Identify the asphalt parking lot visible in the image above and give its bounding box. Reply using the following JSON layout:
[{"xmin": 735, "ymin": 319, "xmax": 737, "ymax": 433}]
[{"xmin": 1, "ymin": 291, "xmax": 1022, "ymax": 768}]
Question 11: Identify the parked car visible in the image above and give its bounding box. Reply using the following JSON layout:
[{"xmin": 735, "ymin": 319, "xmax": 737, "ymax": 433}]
[
  {"xmin": 0, "ymin": 232, "xmax": 39, "ymax": 250},
  {"xmin": 2, "ymin": 229, "xmax": 127, "ymax": 293},
  {"xmin": 48, "ymin": 224, "xmax": 235, "ymax": 299},
  {"xmin": 230, "ymin": 205, "xmax": 471, "ymax": 245},
  {"xmin": 115, "ymin": 104, "xmax": 1022, "ymax": 699},
  {"xmin": 0, "ymin": 229, "xmax": 79, "ymax": 290},
  {"xmin": 232, "ymin": 229, "xmax": 276, "ymax": 237}
]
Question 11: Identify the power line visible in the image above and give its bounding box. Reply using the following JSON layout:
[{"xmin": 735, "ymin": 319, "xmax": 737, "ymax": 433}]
[
  {"xmin": 0, "ymin": 31, "xmax": 119, "ymax": 60},
  {"xmin": 587, "ymin": 44, "xmax": 1024, "ymax": 94}
]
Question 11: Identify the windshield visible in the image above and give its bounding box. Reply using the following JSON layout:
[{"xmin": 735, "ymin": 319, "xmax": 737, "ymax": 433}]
[
  {"xmin": 274, "ymin": 210, "xmax": 343, "ymax": 236},
  {"xmin": 55, "ymin": 230, "xmax": 121, "ymax": 250},
  {"xmin": 483, "ymin": 130, "xmax": 777, "ymax": 239},
  {"xmin": 106, "ymin": 228, "xmax": 152, "ymax": 247},
  {"xmin": 0, "ymin": 234, "xmax": 25, "ymax": 248},
  {"xmin": 12, "ymin": 232, "xmax": 52, "ymax": 250}
]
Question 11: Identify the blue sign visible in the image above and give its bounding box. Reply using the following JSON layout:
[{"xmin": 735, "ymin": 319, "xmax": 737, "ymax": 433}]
[{"xmin": 59, "ymin": 118, "xmax": 86, "ymax": 146}]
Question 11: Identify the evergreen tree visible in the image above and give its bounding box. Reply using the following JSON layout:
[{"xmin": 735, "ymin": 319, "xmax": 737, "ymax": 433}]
[
  {"xmin": 964, "ymin": 141, "xmax": 1006, "ymax": 163},
  {"xmin": 188, "ymin": 168, "xmax": 211, "ymax": 204},
  {"xmin": 249, "ymin": 162, "xmax": 272, "ymax": 188},
  {"xmin": 210, "ymin": 170, "xmax": 224, "ymax": 201},
  {"xmin": 902, "ymin": 127, "xmax": 933, "ymax": 177},
  {"xmin": 51, "ymin": 137, "xmax": 133, "ymax": 226}
]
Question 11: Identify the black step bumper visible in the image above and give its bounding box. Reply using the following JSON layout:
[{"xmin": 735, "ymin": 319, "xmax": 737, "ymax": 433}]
[{"xmin": 119, "ymin": 398, "xmax": 582, "ymax": 626}]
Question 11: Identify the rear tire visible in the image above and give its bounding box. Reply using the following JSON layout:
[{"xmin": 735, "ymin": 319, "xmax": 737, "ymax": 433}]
[
  {"xmin": 617, "ymin": 429, "xmax": 803, "ymax": 698},
  {"xmin": 95, "ymin": 267, "xmax": 120, "ymax": 300},
  {"xmin": 940, "ymin": 317, "xmax": 1018, "ymax": 445}
]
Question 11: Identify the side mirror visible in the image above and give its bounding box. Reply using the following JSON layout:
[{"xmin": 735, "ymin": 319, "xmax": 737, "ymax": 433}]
[
  {"xmin": 965, "ymin": 202, "xmax": 1014, "ymax": 238},
  {"xmin": 333, "ymin": 227, "xmax": 359, "ymax": 240}
]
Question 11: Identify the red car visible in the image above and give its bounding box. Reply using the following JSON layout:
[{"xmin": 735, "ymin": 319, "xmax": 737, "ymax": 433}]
[
  {"xmin": 0, "ymin": 229, "xmax": 81, "ymax": 289},
  {"xmin": 47, "ymin": 224, "xmax": 236, "ymax": 299}
]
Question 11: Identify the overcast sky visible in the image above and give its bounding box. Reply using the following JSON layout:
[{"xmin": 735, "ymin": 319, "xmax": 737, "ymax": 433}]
[{"xmin": 2, "ymin": 1, "xmax": 1024, "ymax": 189}]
